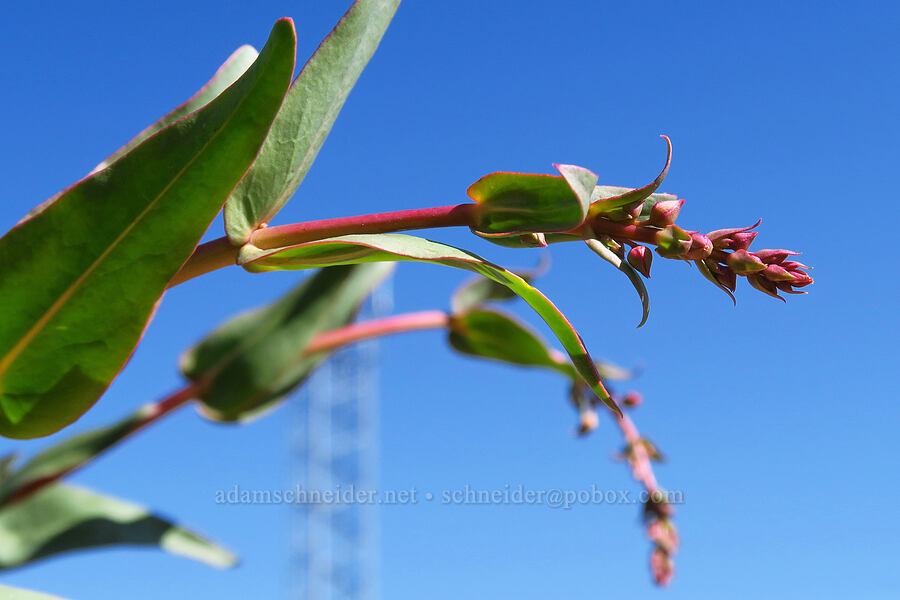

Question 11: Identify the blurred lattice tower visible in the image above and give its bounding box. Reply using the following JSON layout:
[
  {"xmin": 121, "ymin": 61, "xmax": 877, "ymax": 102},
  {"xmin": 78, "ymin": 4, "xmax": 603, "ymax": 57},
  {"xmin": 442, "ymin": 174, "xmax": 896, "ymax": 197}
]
[{"xmin": 290, "ymin": 277, "xmax": 392, "ymax": 600}]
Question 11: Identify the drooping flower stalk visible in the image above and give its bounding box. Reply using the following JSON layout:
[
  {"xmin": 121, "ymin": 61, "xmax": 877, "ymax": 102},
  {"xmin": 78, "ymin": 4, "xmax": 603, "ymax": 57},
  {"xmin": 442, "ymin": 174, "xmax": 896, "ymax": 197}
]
[{"xmin": 570, "ymin": 383, "xmax": 678, "ymax": 586}]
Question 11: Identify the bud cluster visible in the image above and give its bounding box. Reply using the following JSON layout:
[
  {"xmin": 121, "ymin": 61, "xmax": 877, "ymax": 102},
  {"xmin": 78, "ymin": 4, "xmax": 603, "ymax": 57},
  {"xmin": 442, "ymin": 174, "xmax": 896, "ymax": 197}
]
[
  {"xmin": 591, "ymin": 198, "xmax": 813, "ymax": 300},
  {"xmin": 570, "ymin": 382, "xmax": 678, "ymax": 586}
]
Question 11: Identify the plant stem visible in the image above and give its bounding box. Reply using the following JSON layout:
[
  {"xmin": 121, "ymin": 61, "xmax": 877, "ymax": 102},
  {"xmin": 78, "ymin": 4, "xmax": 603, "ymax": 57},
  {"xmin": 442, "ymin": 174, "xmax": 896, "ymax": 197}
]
[
  {"xmin": 168, "ymin": 204, "xmax": 479, "ymax": 288},
  {"xmin": 2, "ymin": 311, "xmax": 452, "ymax": 506},
  {"xmin": 305, "ymin": 310, "xmax": 450, "ymax": 354}
]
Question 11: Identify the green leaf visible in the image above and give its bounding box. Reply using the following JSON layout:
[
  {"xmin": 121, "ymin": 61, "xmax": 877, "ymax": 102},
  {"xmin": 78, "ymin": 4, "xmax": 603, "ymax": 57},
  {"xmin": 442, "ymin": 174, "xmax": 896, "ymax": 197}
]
[
  {"xmin": 468, "ymin": 164, "xmax": 597, "ymax": 236},
  {"xmin": 239, "ymin": 233, "xmax": 619, "ymax": 416},
  {"xmin": 584, "ymin": 238, "xmax": 650, "ymax": 328},
  {"xmin": 181, "ymin": 263, "xmax": 393, "ymax": 422},
  {"xmin": 225, "ymin": 0, "xmax": 401, "ymax": 243},
  {"xmin": 588, "ymin": 136, "xmax": 672, "ymax": 218},
  {"xmin": 0, "ymin": 20, "xmax": 296, "ymax": 439},
  {"xmin": 93, "ymin": 45, "xmax": 259, "ymax": 173},
  {"xmin": 0, "ymin": 484, "xmax": 235, "ymax": 571},
  {"xmin": 0, "ymin": 409, "xmax": 148, "ymax": 506},
  {"xmin": 0, "ymin": 585, "xmax": 66, "ymax": 600},
  {"xmin": 450, "ymin": 256, "xmax": 549, "ymax": 314},
  {"xmin": 449, "ymin": 309, "xmax": 576, "ymax": 378}
]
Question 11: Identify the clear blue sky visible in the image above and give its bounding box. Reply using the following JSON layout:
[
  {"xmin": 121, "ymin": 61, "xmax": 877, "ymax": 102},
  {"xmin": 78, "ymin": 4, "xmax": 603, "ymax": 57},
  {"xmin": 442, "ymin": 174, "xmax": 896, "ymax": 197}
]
[{"xmin": 1, "ymin": 1, "xmax": 898, "ymax": 598}]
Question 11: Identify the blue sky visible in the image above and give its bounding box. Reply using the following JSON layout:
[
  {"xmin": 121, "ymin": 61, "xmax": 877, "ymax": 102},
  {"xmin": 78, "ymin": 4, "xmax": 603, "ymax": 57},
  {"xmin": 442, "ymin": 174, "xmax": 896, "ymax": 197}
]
[{"xmin": 1, "ymin": 1, "xmax": 898, "ymax": 598}]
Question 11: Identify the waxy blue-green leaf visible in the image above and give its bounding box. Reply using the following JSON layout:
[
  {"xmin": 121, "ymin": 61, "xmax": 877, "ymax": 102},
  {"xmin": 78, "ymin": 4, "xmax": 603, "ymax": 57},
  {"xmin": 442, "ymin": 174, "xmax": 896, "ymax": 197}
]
[
  {"xmin": 92, "ymin": 45, "xmax": 259, "ymax": 174},
  {"xmin": 0, "ymin": 20, "xmax": 296, "ymax": 439},
  {"xmin": 225, "ymin": 0, "xmax": 401, "ymax": 243},
  {"xmin": 0, "ymin": 484, "xmax": 235, "ymax": 570},
  {"xmin": 468, "ymin": 164, "xmax": 597, "ymax": 237},
  {"xmin": 181, "ymin": 263, "xmax": 393, "ymax": 422},
  {"xmin": 0, "ymin": 585, "xmax": 66, "ymax": 600},
  {"xmin": 239, "ymin": 233, "xmax": 620, "ymax": 416},
  {"xmin": 585, "ymin": 238, "xmax": 650, "ymax": 328}
]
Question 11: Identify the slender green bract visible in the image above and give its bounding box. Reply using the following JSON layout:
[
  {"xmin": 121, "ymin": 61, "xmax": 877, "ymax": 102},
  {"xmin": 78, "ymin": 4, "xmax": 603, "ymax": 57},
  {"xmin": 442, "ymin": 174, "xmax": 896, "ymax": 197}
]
[
  {"xmin": 239, "ymin": 233, "xmax": 620, "ymax": 415},
  {"xmin": 584, "ymin": 238, "xmax": 651, "ymax": 328},
  {"xmin": 0, "ymin": 20, "xmax": 296, "ymax": 438},
  {"xmin": 224, "ymin": 0, "xmax": 401, "ymax": 243},
  {"xmin": 0, "ymin": 484, "xmax": 235, "ymax": 570},
  {"xmin": 181, "ymin": 263, "xmax": 394, "ymax": 421}
]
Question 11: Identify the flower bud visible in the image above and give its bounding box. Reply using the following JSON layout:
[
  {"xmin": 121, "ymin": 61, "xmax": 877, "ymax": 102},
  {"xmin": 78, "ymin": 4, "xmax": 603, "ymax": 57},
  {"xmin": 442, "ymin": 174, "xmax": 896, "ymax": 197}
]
[
  {"xmin": 707, "ymin": 220, "xmax": 761, "ymax": 249},
  {"xmin": 794, "ymin": 273, "xmax": 813, "ymax": 286},
  {"xmin": 754, "ymin": 248, "xmax": 800, "ymax": 264},
  {"xmin": 729, "ymin": 231, "xmax": 758, "ymax": 250},
  {"xmin": 577, "ymin": 410, "xmax": 599, "ymax": 435},
  {"xmin": 726, "ymin": 249, "xmax": 766, "ymax": 274},
  {"xmin": 685, "ymin": 233, "xmax": 713, "ymax": 260},
  {"xmin": 655, "ymin": 225, "xmax": 692, "ymax": 258},
  {"xmin": 648, "ymin": 199, "xmax": 684, "ymax": 227},
  {"xmin": 651, "ymin": 548, "xmax": 675, "ymax": 586},
  {"xmin": 627, "ymin": 246, "xmax": 653, "ymax": 278},
  {"xmin": 622, "ymin": 391, "xmax": 643, "ymax": 407},
  {"xmin": 763, "ymin": 263, "xmax": 796, "ymax": 282},
  {"xmin": 712, "ymin": 263, "xmax": 737, "ymax": 292},
  {"xmin": 648, "ymin": 520, "xmax": 679, "ymax": 553},
  {"xmin": 747, "ymin": 273, "xmax": 784, "ymax": 300}
]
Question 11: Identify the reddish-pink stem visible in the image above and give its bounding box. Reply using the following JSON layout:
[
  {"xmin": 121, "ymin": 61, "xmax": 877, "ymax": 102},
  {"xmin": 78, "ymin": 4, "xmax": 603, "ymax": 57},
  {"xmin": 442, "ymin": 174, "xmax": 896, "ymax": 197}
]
[
  {"xmin": 168, "ymin": 204, "xmax": 479, "ymax": 288},
  {"xmin": 1, "ymin": 312, "xmax": 453, "ymax": 507},
  {"xmin": 305, "ymin": 310, "xmax": 450, "ymax": 354}
]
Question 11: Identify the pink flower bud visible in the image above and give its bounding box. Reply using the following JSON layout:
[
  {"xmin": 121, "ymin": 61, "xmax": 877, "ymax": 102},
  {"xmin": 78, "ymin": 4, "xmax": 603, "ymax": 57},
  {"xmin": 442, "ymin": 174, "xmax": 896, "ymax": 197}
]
[
  {"xmin": 712, "ymin": 263, "xmax": 737, "ymax": 292},
  {"xmin": 754, "ymin": 248, "xmax": 800, "ymax": 264},
  {"xmin": 648, "ymin": 199, "xmax": 684, "ymax": 227},
  {"xmin": 655, "ymin": 225, "xmax": 692, "ymax": 258},
  {"xmin": 726, "ymin": 249, "xmax": 766, "ymax": 274},
  {"xmin": 685, "ymin": 233, "xmax": 713, "ymax": 260},
  {"xmin": 627, "ymin": 246, "xmax": 653, "ymax": 278},
  {"xmin": 651, "ymin": 548, "xmax": 675, "ymax": 586},
  {"xmin": 729, "ymin": 230, "xmax": 758, "ymax": 250},
  {"xmin": 795, "ymin": 273, "xmax": 813, "ymax": 286},
  {"xmin": 707, "ymin": 220, "xmax": 761, "ymax": 249},
  {"xmin": 747, "ymin": 273, "xmax": 784, "ymax": 301},
  {"xmin": 622, "ymin": 391, "xmax": 643, "ymax": 407},
  {"xmin": 763, "ymin": 263, "xmax": 796, "ymax": 282},
  {"xmin": 648, "ymin": 520, "xmax": 679, "ymax": 552}
]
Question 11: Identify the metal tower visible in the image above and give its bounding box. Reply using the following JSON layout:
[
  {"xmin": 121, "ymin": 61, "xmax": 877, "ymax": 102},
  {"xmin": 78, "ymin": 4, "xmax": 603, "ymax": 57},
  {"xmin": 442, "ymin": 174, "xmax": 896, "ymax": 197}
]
[{"xmin": 290, "ymin": 280, "xmax": 392, "ymax": 600}]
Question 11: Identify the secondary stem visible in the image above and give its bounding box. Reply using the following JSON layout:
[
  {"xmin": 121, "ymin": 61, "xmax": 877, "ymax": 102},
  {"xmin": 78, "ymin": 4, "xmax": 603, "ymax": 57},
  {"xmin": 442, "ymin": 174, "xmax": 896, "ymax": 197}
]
[{"xmin": 2, "ymin": 311, "xmax": 452, "ymax": 507}]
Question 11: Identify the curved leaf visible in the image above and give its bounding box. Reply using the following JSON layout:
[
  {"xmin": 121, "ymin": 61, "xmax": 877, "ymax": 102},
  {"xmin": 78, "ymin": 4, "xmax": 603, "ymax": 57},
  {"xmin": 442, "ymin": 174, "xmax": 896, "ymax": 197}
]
[
  {"xmin": 449, "ymin": 309, "xmax": 576, "ymax": 378},
  {"xmin": 181, "ymin": 263, "xmax": 393, "ymax": 421},
  {"xmin": 0, "ymin": 484, "xmax": 235, "ymax": 570},
  {"xmin": 239, "ymin": 233, "xmax": 619, "ymax": 415},
  {"xmin": 451, "ymin": 256, "xmax": 549, "ymax": 314},
  {"xmin": 585, "ymin": 239, "xmax": 650, "ymax": 328},
  {"xmin": 589, "ymin": 136, "xmax": 672, "ymax": 218},
  {"xmin": 0, "ymin": 20, "xmax": 296, "ymax": 438},
  {"xmin": 468, "ymin": 164, "xmax": 597, "ymax": 236},
  {"xmin": 225, "ymin": 0, "xmax": 402, "ymax": 243}
]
